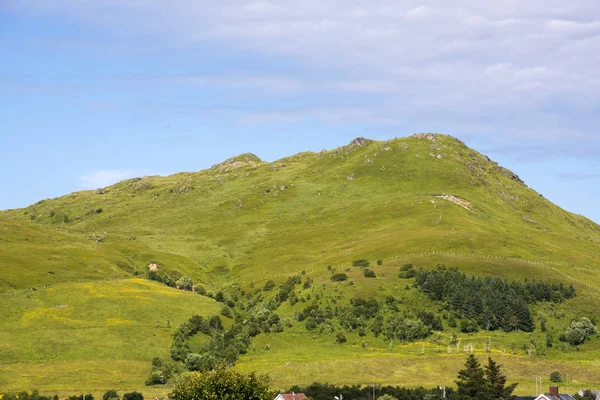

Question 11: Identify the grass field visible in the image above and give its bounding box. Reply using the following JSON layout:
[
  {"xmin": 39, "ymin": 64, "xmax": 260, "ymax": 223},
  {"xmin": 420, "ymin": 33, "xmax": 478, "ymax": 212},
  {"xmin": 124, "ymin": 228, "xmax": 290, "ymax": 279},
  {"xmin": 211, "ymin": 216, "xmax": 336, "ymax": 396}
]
[
  {"xmin": 0, "ymin": 279, "xmax": 221, "ymax": 396},
  {"xmin": 1, "ymin": 134, "xmax": 599, "ymax": 396}
]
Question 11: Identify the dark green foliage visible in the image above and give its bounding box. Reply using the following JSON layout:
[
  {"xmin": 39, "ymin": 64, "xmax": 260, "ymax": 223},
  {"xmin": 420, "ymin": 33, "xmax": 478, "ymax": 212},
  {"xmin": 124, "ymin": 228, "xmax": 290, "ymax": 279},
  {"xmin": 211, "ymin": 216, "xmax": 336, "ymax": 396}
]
[
  {"xmin": 194, "ymin": 285, "xmax": 206, "ymax": 295},
  {"xmin": 276, "ymin": 275, "xmax": 301, "ymax": 302},
  {"xmin": 175, "ymin": 276, "xmax": 193, "ymax": 291},
  {"xmin": 66, "ymin": 394, "xmax": 94, "ymax": 400},
  {"xmin": 169, "ymin": 367, "xmax": 272, "ymax": 400},
  {"xmin": 546, "ymin": 333, "xmax": 554, "ymax": 348},
  {"xmin": 377, "ymin": 260, "xmax": 383, "ymax": 266},
  {"xmin": 352, "ymin": 259, "xmax": 370, "ymax": 268},
  {"xmin": 484, "ymin": 357, "xmax": 517, "ymax": 400},
  {"xmin": 455, "ymin": 355, "xmax": 517, "ymax": 400},
  {"xmin": 122, "ymin": 392, "xmax": 143, "ymax": 400},
  {"xmin": 103, "ymin": 390, "xmax": 119, "ymax": 400},
  {"xmin": 331, "ymin": 273, "xmax": 348, "ymax": 282},
  {"xmin": 550, "ymin": 371, "xmax": 562, "ymax": 382},
  {"xmin": 363, "ymin": 269, "xmax": 376, "ymax": 278},
  {"xmin": 414, "ymin": 268, "xmax": 574, "ymax": 332},
  {"xmin": 145, "ymin": 370, "xmax": 166, "ymax": 385},
  {"xmin": 460, "ymin": 319, "xmax": 479, "ymax": 333},
  {"xmin": 455, "ymin": 354, "xmax": 487, "ymax": 400},
  {"xmin": 335, "ymin": 331, "xmax": 347, "ymax": 343},
  {"xmin": 289, "ymin": 382, "xmax": 453, "ymax": 400},
  {"xmin": 1, "ymin": 390, "xmax": 60, "ymax": 400},
  {"xmin": 263, "ymin": 280, "xmax": 276, "ymax": 291},
  {"xmin": 399, "ymin": 264, "xmax": 416, "ymax": 278}
]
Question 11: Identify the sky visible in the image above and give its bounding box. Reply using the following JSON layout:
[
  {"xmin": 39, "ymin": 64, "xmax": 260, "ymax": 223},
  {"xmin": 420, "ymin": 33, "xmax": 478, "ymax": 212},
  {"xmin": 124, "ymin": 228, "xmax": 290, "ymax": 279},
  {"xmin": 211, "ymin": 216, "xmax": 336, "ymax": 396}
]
[{"xmin": 1, "ymin": 1, "xmax": 599, "ymax": 223}]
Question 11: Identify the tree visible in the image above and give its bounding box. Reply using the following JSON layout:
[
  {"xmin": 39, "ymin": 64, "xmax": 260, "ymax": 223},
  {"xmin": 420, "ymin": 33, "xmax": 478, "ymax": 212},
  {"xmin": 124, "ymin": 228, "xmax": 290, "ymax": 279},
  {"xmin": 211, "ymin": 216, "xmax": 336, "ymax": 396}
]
[
  {"xmin": 377, "ymin": 395, "xmax": 398, "ymax": 400},
  {"xmin": 484, "ymin": 357, "xmax": 517, "ymax": 400},
  {"xmin": 549, "ymin": 371, "xmax": 562, "ymax": 382},
  {"xmin": 455, "ymin": 354, "xmax": 487, "ymax": 400},
  {"xmin": 102, "ymin": 390, "xmax": 119, "ymax": 400},
  {"xmin": 122, "ymin": 393, "xmax": 143, "ymax": 400},
  {"xmin": 169, "ymin": 367, "xmax": 272, "ymax": 400}
]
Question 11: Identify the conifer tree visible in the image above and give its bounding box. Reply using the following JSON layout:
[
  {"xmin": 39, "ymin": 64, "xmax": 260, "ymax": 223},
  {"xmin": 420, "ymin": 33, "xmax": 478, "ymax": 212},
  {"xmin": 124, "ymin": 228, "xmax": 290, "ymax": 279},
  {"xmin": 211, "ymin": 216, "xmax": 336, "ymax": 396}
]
[
  {"xmin": 455, "ymin": 354, "xmax": 487, "ymax": 400},
  {"xmin": 484, "ymin": 357, "xmax": 517, "ymax": 400}
]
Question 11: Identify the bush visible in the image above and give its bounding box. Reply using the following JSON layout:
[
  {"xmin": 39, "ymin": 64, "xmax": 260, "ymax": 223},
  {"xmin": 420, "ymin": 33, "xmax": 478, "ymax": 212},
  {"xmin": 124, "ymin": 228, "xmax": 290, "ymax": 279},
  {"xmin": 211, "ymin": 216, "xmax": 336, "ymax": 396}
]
[
  {"xmin": 549, "ymin": 371, "xmax": 562, "ymax": 382},
  {"xmin": 169, "ymin": 367, "xmax": 271, "ymax": 400},
  {"xmin": 176, "ymin": 276, "xmax": 193, "ymax": 291},
  {"xmin": 122, "ymin": 393, "xmax": 143, "ymax": 400},
  {"xmin": 103, "ymin": 390, "xmax": 119, "ymax": 400},
  {"xmin": 330, "ymin": 273, "xmax": 348, "ymax": 282},
  {"xmin": 194, "ymin": 285, "xmax": 207, "ymax": 295},
  {"xmin": 363, "ymin": 269, "xmax": 376, "ymax": 278},
  {"xmin": 145, "ymin": 370, "xmax": 166, "ymax": 386},
  {"xmin": 352, "ymin": 259, "xmax": 370, "ymax": 268},
  {"xmin": 263, "ymin": 280, "xmax": 276, "ymax": 291},
  {"xmin": 335, "ymin": 331, "xmax": 347, "ymax": 343},
  {"xmin": 460, "ymin": 319, "xmax": 479, "ymax": 333}
]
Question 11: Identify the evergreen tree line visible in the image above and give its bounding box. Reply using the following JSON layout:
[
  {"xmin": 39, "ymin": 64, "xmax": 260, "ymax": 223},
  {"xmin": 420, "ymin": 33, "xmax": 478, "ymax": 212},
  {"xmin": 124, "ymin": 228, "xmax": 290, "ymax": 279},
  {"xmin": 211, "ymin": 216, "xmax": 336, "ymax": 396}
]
[{"xmin": 413, "ymin": 266, "xmax": 575, "ymax": 332}]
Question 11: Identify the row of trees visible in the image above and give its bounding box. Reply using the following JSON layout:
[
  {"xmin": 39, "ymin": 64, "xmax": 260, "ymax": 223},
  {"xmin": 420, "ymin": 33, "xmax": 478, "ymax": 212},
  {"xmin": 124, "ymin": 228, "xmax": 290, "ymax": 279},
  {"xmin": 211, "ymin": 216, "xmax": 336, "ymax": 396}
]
[
  {"xmin": 413, "ymin": 266, "xmax": 575, "ymax": 332},
  {"xmin": 1, "ymin": 391, "xmax": 143, "ymax": 400}
]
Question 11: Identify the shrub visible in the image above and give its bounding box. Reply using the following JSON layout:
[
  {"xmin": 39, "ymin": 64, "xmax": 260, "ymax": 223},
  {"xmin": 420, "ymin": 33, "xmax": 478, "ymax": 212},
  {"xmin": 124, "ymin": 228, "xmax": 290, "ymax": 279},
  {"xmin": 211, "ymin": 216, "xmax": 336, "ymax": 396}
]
[
  {"xmin": 176, "ymin": 276, "xmax": 193, "ymax": 291},
  {"xmin": 335, "ymin": 331, "xmax": 347, "ymax": 343},
  {"xmin": 363, "ymin": 269, "xmax": 376, "ymax": 278},
  {"xmin": 145, "ymin": 370, "xmax": 166, "ymax": 386},
  {"xmin": 122, "ymin": 393, "xmax": 143, "ymax": 400},
  {"xmin": 169, "ymin": 367, "xmax": 271, "ymax": 400},
  {"xmin": 194, "ymin": 285, "xmax": 206, "ymax": 295},
  {"xmin": 330, "ymin": 273, "xmax": 348, "ymax": 282},
  {"xmin": 460, "ymin": 319, "xmax": 479, "ymax": 333},
  {"xmin": 549, "ymin": 371, "xmax": 562, "ymax": 382},
  {"xmin": 103, "ymin": 390, "xmax": 119, "ymax": 400},
  {"xmin": 377, "ymin": 259, "xmax": 383, "ymax": 266},
  {"xmin": 352, "ymin": 259, "xmax": 370, "ymax": 268},
  {"xmin": 263, "ymin": 280, "xmax": 276, "ymax": 291}
]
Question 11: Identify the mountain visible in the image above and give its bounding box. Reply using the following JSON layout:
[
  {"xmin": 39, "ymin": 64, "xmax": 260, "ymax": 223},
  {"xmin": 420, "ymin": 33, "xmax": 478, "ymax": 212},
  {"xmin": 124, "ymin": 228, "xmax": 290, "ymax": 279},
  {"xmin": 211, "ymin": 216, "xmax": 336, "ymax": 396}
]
[{"xmin": 1, "ymin": 133, "xmax": 599, "ymax": 396}]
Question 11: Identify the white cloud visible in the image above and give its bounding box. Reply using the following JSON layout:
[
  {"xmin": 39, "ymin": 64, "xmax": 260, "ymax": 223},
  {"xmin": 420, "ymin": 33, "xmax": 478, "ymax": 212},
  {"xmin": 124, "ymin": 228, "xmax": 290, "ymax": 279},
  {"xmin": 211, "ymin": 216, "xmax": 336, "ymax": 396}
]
[
  {"xmin": 14, "ymin": 0, "xmax": 600, "ymax": 146},
  {"xmin": 79, "ymin": 169, "xmax": 159, "ymax": 189}
]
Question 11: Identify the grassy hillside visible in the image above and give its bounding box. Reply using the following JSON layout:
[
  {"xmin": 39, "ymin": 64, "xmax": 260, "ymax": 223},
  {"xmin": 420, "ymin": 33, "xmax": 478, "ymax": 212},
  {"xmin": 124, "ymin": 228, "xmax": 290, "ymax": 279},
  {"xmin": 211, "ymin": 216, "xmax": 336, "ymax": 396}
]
[{"xmin": 1, "ymin": 133, "xmax": 599, "ymax": 396}]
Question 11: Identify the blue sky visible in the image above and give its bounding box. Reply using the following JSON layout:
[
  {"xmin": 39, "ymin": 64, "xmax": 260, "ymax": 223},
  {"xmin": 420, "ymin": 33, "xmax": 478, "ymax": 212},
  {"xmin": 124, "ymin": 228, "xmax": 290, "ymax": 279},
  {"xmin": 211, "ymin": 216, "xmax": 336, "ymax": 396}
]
[{"xmin": 1, "ymin": 1, "xmax": 599, "ymax": 223}]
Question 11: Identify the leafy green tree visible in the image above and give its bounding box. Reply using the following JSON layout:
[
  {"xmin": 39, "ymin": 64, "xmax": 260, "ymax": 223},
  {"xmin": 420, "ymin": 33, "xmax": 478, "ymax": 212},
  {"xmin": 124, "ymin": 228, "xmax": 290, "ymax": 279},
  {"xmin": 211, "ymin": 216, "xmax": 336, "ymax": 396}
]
[
  {"xmin": 102, "ymin": 390, "xmax": 119, "ymax": 400},
  {"xmin": 145, "ymin": 370, "xmax": 166, "ymax": 386},
  {"xmin": 169, "ymin": 367, "xmax": 272, "ymax": 400},
  {"xmin": 122, "ymin": 392, "xmax": 143, "ymax": 400},
  {"xmin": 484, "ymin": 357, "xmax": 517, "ymax": 400},
  {"xmin": 455, "ymin": 354, "xmax": 486, "ymax": 400},
  {"xmin": 377, "ymin": 395, "xmax": 398, "ymax": 400},
  {"xmin": 549, "ymin": 371, "xmax": 562, "ymax": 382},
  {"xmin": 563, "ymin": 317, "xmax": 597, "ymax": 345},
  {"xmin": 176, "ymin": 276, "xmax": 193, "ymax": 291}
]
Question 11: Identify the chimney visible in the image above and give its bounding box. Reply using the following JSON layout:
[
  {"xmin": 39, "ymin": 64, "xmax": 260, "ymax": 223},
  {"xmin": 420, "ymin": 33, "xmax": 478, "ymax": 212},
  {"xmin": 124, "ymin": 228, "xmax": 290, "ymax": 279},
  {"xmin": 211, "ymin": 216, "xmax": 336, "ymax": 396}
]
[{"xmin": 549, "ymin": 386, "xmax": 559, "ymax": 398}]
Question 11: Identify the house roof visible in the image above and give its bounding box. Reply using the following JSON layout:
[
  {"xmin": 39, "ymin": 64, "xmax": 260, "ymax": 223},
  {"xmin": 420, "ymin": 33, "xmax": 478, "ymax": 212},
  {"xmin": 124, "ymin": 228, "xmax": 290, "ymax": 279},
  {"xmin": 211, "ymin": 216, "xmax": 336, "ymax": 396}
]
[
  {"xmin": 276, "ymin": 393, "xmax": 308, "ymax": 400},
  {"xmin": 536, "ymin": 394, "xmax": 575, "ymax": 400}
]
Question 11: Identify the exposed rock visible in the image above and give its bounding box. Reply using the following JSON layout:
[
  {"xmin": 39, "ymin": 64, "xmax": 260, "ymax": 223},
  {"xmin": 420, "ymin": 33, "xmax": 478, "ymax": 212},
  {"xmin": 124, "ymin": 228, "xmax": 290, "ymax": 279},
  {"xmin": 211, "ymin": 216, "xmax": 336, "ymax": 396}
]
[
  {"xmin": 148, "ymin": 263, "xmax": 158, "ymax": 271},
  {"xmin": 348, "ymin": 137, "xmax": 372, "ymax": 149},
  {"xmin": 495, "ymin": 166, "xmax": 525, "ymax": 185},
  {"xmin": 522, "ymin": 215, "xmax": 536, "ymax": 223},
  {"xmin": 436, "ymin": 195, "xmax": 472, "ymax": 211},
  {"xmin": 411, "ymin": 133, "xmax": 438, "ymax": 142},
  {"xmin": 95, "ymin": 188, "xmax": 106, "ymax": 195}
]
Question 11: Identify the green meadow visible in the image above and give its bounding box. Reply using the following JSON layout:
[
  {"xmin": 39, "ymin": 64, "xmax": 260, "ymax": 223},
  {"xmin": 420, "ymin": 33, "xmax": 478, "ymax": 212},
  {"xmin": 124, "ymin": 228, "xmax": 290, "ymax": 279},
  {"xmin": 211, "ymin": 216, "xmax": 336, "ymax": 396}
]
[{"xmin": 1, "ymin": 134, "xmax": 599, "ymax": 395}]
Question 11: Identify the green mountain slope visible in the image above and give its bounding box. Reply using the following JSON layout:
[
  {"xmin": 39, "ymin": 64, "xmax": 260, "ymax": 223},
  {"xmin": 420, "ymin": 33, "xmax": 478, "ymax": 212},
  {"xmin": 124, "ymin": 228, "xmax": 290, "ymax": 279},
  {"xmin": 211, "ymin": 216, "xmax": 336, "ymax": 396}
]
[{"xmin": 1, "ymin": 133, "xmax": 599, "ymax": 395}]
